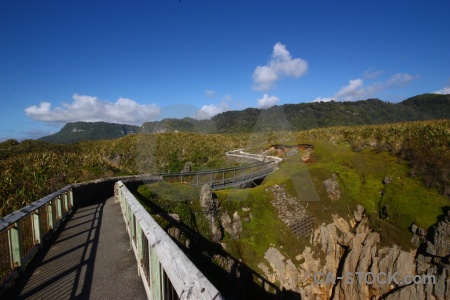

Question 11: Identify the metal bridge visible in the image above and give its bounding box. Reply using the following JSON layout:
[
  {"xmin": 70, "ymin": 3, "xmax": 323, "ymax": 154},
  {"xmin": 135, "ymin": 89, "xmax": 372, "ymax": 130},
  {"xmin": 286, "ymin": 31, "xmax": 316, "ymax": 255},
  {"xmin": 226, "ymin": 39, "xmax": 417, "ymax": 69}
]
[
  {"xmin": 0, "ymin": 151, "xmax": 279, "ymax": 299},
  {"xmin": 159, "ymin": 160, "xmax": 276, "ymax": 190}
]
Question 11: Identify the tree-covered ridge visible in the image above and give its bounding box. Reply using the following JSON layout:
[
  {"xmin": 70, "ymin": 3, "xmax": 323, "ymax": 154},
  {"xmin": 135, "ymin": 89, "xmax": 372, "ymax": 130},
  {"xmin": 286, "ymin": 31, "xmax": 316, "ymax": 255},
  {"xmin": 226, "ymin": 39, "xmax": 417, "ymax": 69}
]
[
  {"xmin": 39, "ymin": 94, "xmax": 449, "ymax": 143},
  {"xmin": 38, "ymin": 121, "xmax": 140, "ymax": 144}
]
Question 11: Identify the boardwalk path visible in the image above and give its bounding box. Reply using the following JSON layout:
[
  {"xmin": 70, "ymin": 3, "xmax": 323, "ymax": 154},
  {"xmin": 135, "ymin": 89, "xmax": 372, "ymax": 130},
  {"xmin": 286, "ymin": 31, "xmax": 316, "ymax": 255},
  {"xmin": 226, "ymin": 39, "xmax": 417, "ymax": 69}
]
[{"xmin": 6, "ymin": 196, "xmax": 146, "ymax": 299}]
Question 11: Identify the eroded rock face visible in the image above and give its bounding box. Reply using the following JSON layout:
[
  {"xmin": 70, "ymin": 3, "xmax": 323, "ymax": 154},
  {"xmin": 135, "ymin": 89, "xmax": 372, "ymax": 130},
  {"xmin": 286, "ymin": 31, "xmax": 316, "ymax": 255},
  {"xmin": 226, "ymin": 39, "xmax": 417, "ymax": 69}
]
[
  {"xmin": 199, "ymin": 184, "xmax": 222, "ymax": 242},
  {"xmin": 221, "ymin": 211, "xmax": 242, "ymax": 240},
  {"xmin": 430, "ymin": 211, "xmax": 450, "ymax": 257},
  {"xmin": 257, "ymin": 205, "xmax": 450, "ymax": 300},
  {"xmin": 323, "ymin": 174, "xmax": 341, "ymax": 200}
]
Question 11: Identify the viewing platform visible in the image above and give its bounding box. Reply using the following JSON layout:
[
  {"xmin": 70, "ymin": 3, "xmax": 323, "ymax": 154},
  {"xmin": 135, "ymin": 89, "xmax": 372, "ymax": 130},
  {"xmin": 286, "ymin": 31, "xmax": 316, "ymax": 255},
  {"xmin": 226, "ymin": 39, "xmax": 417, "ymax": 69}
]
[{"xmin": 0, "ymin": 151, "xmax": 279, "ymax": 299}]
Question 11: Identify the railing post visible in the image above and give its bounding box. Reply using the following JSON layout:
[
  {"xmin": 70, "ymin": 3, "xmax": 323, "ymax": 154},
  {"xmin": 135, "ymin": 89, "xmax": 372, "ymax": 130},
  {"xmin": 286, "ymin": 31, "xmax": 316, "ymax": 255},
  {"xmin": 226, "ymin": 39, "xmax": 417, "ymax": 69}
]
[
  {"xmin": 33, "ymin": 209, "xmax": 43, "ymax": 249},
  {"xmin": 47, "ymin": 200, "xmax": 54, "ymax": 229},
  {"xmin": 68, "ymin": 189, "xmax": 74, "ymax": 211},
  {"xmin": 196, "ymin": 174, "xmax": 199, "ymax": 187},
  {"xmin": 222, "ymin": 171, "xmax": 225, "ymax": 184},
  {"xmin": 63, "ymin": 192, "xmax": 69, "ymax": 215},
  {"xmin": 180, "ymin": 175, "xmax": 183, "ymax": 183},
  {"xmin": 136, "ymin": 223, "xmax": 143, "ymax": 276},
  {"xmin": 210, "ymin": 173, "xmax": 213, "ymax": 186},
  {"xmin": 130, "ymin": 213, "xmax": 136, "ymax": 246},
  {"xmin": 9, "ymin": 222, "xmax": 23, "ymax": 269},
  {"xmin": 150, "ymin": 247, "xmax": 163, "ymax": 299},
  {"xmin": 56, "ymin": 196, "xmax": 62, "ymax": 221},
  {"xmin": 233, "ymin": 170, "xmax": 236, "ymax": 182}
]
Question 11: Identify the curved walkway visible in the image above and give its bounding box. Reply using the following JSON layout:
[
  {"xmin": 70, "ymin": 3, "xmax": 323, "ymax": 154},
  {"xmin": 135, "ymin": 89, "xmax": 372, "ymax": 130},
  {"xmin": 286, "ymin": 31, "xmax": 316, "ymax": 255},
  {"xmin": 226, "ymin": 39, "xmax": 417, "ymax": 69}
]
[
  {"xmin": 3, "ymin": 149, "xmax": 281, "ymax": 299},
  {"xmin": 5, "ymin": 196, "xmax": 146, "ymax": 299}
]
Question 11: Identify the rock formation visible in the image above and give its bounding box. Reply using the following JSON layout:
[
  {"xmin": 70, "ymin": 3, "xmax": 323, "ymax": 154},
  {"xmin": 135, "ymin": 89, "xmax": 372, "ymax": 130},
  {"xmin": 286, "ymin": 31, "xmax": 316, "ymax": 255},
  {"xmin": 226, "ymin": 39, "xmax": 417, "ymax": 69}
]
[
  {"xmin": 221, "ymin": 210, "xmax": 242, "ymax": 240},
  {"xmin": 199, "ymin": 184, "xmax": 222, "ymax": 242},
  {"xmin": 181, "ymin": 161, "xmax": 193, "ymax": 173},
  {"xmin": 323, "ymin": 174, "xmax": 341, "ymax": 200},
  {"xmin": 257, "ymin": 205, "xmax": 450, "ymax": 300}
]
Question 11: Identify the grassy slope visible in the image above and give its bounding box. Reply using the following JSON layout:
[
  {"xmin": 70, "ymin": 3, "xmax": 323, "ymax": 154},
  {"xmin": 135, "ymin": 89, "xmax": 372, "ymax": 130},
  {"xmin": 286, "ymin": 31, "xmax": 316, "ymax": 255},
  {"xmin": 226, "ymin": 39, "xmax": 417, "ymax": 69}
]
[
  {"xmin": 136, "ymin": 137, "xmax": 448, "ymax": 290},
  {"xmin": 212, "ymin": 139, "xmax": 449, "ymax": 277},
  {"xmin": 2, "ymin": 119, "xmax": 449, "ymax": 293}
]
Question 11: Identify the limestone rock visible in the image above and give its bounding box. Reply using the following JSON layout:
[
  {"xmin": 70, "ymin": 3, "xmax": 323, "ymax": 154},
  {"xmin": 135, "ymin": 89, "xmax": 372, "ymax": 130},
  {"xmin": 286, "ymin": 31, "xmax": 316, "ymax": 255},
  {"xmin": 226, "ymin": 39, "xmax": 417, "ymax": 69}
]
[
  {"xmin": 353, "ymin": 204, "xmax": 365, "ymax": 222},
  {"xmin": 181, "ymin": 161, "xmax": 193, "ymax": 173},
  {"xmin": 260, "ymin": 247, "xmax": 301, "ymax": 291},
  {"xmin": 199, "ymin": 184, "xmax": 222, "ymax": 242},
  {"xmin": 430, "ymin": 211, "xmax": 450, "ymax": 257},
  {"xmin": 323, "ymin": 174, "xmax": 341, "ymax": 200},
  {"xmin": 221, "ymin": 211, "xmax": 242, "ymax": 240},
  {"xmin": 232, "ymin": 211, "xmax": 242, "ymax": 239}
]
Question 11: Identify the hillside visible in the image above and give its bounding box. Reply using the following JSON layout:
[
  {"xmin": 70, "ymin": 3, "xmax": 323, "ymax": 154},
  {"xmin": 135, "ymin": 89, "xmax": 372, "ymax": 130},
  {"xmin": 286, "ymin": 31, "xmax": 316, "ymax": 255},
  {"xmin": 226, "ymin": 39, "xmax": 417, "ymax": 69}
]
[
  {"xmin": 2, "ymin": 120, "xmax": 450, "ymax": 298},
  {"xmin": 39, "ymin": 94, "xmax": 450, "ymax": 143},
  {"xmin": 38, "ymin": 121, "xmax": 140, "ymax": 144}
]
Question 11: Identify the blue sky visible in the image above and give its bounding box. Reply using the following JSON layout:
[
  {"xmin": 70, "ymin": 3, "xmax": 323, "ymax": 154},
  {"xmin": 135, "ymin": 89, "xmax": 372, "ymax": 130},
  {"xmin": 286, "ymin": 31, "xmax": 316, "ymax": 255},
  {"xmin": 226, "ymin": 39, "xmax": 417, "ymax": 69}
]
[{"xmin": 1, "ymin": 0, "xmax": 449, "ymax": 140}]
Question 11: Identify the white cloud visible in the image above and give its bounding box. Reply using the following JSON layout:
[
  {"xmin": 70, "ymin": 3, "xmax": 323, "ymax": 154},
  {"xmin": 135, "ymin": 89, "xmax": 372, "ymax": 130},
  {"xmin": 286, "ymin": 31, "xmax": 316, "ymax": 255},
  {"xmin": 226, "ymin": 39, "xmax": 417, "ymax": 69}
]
[
  {"xmin": 311, "ymin": 72, "xmax": 418, "ymax": 102},
  {"xmin": 312, "ymin": 97, "xmax": 334, "ymax": 103},
  {"xmin": 257, "ymin": 94, "xmax": 280, "ymax": 109},
  {"xmin": 363, "ymin": 69, "xmax": 383, "ymax": 80},
  {"xmin": 334, "ymin": 79, "xmax": 366, "ymax": 101},
  {"xmin": 386, "ymin": 73, "xmax": 417, "ymax": 88},
  {"xmin": 253, "ymin": 42, "xmax": 308, "ymax": 91},
  {"xmin": 195, "ymin": 94, "xmax": 232, "ymax": 119},
  {"xmin": 433, "ymin": 85, "xmax": 450, "ymax": 94},
  {"xmin": 205, "ymin": 89, "xmax": 215, "ymax": 98},
  {"xmin": 25, "ymin": 94, "xmax": 160, "ymax": 125}
]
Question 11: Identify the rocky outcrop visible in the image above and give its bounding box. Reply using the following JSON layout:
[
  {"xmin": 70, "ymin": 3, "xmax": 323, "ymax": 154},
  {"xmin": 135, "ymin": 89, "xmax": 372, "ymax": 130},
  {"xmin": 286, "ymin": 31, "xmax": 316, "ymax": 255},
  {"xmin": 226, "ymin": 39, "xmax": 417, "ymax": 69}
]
[
  {"xmin": 199, "ymin": 184, "xmax": 222, "ymax": 242},
  {"xmin": 181, "ymin": 162, "xmax": 193, "ymax": 173},
  {"xmin": 257, "ymin": 205, "xmax": 450, "ymax": 300},
  {"xmin": 221, "ymin": 211, "xmax": 242, "ymax": 240},
  {"xmin": 430, "ymin": 211, "xmax": 450, "ymax": 257},
  {"xmin": 323, "ymin": 174, "xmax": 341, "ymax": 200}
]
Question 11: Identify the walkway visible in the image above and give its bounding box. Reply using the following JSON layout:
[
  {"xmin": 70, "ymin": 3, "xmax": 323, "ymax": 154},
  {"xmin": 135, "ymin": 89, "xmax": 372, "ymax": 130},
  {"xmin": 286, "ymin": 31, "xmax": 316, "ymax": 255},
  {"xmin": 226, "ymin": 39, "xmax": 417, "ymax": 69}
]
[{"xmin": 5, "ymin": 196, "xmax": 146, "ymax": 299}]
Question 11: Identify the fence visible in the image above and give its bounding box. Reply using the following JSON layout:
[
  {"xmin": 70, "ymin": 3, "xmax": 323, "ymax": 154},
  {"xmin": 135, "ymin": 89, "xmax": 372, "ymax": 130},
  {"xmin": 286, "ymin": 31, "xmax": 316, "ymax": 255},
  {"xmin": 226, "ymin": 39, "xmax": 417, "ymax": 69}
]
[
  {"xmin": 0, "ymin": 186, "xmax": 73, "ymax": 290},
  {"xmin": 115, "ymin": 181, "xmax": 223, "ymax": 299},
  {"xmin": 159, "ymin": 161, "xmax": 276, "ymax": 189}
]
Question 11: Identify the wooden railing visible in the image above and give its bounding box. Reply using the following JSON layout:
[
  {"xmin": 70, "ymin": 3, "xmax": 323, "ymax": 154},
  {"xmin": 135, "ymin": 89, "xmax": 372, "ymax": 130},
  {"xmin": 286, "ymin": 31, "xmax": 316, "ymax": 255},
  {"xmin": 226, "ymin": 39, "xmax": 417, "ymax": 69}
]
[
  {"xmin": 115, "ymin": 181, "xmax": 223, "ymax": 299},
  {"xmin": 0, "ymin": 186, "xmax": 73, "ymax": 291}
]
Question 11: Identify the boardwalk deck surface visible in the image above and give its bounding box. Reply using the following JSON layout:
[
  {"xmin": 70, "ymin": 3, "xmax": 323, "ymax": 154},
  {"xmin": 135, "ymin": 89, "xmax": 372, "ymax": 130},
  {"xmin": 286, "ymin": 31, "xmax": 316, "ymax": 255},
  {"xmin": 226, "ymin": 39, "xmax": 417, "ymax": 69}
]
[{"xmin": 5, "ymin": 196, "xmax": 146, "ymax": 300}]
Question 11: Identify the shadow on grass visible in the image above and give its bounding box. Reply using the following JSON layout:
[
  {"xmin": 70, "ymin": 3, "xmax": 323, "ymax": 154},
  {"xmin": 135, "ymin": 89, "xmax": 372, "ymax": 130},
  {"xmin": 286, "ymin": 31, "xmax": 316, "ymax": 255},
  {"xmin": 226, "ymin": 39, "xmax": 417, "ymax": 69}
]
[{"xmin": 134, "ymin": 189, "xmax": 302, "ymax": 300}]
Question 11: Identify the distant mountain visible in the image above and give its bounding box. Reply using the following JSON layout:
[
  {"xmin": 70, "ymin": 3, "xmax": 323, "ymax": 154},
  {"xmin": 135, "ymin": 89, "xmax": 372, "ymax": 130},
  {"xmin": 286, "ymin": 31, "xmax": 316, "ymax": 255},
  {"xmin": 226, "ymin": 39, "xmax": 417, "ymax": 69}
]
[
  {"xmin": 141, "ymin": 117, "xmax": 215, "ymax": 133},
  {"xmin": 38, "ymin": 122, "xmax": 140, "ymax": 144},
  {"xmin": 39, "ymin": 93, "xmax": 450, "ymax": 143},
  {"xmin": 211, "ymin": 94, "xmax": 450, "ymax": 133}
]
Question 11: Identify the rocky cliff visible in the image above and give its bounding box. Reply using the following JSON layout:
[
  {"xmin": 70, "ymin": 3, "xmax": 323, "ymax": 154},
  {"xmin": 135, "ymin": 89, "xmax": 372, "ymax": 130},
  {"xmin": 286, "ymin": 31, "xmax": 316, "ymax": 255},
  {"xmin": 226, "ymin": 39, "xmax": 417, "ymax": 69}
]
[{"xmin": 257, "ymin": 204, "xmax": 450, "ymax": 299}]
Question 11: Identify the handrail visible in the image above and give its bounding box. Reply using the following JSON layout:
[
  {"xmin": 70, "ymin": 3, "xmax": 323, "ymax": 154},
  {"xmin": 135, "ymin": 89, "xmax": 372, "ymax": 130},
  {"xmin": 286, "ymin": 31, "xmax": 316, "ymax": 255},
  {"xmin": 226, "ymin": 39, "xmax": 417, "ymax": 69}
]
[
  {"xmin": 115, "ymin": 181, "xmax": 223, "ymax": 299},
  {"xmin": 225, "ymin": 149, "xmax": 283, "ymax": 164},
  {"xmin": 156, "ymin": 160, "xmax": 273, "ymax": 177},
  {"xmin": 0, "ymin": 185, "xmax": 74, "ymax": 290}
]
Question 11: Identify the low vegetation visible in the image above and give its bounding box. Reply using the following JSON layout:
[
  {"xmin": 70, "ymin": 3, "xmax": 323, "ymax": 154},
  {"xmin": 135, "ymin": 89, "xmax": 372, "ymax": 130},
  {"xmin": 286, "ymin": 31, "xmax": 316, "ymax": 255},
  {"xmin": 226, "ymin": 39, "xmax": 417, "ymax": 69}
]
[{"xmin": 1, "ymin": 120, "xmax": 449, "ymax": 230}]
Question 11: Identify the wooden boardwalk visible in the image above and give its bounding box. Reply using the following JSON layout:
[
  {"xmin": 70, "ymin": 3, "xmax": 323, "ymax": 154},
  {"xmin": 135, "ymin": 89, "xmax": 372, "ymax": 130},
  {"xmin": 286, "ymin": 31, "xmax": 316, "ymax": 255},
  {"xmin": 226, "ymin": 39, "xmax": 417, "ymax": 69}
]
[{"xmin": 5, "ymin": 196, "xmax": 146, "ymax": 299}]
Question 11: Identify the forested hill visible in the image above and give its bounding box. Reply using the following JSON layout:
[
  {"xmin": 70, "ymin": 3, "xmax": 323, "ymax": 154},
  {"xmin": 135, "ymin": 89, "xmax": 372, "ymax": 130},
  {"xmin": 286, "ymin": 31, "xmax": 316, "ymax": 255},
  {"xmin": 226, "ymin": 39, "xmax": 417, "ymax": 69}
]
[
  {"xmin": 210, "ymin": 93, "xmax": 450, "ymax": 133},
  {"xmin": 39, "ymin": 93, "xmax": 449, "ymax": 143},
  {"xmin": 38, "ymin": 122, "xmax": 140, "ymax": 144}
]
